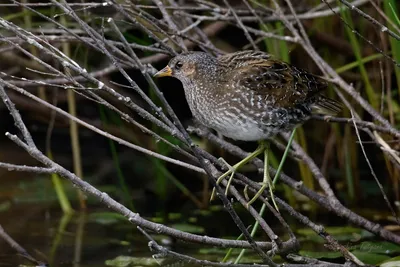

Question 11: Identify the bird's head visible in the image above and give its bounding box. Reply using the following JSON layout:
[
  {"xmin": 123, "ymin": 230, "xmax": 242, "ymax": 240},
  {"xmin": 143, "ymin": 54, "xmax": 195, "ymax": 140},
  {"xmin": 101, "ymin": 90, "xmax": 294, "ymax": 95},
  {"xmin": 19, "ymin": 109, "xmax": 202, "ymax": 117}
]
[{"xmin": 154, "ymin": 52, "xmax": 217, "ymax": 82}]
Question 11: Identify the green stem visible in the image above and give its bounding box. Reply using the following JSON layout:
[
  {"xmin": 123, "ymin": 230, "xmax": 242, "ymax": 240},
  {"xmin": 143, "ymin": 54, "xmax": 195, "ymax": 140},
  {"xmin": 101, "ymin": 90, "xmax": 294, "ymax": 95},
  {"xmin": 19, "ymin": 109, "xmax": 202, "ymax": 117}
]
[
  {"xmin": 273, "ymin": 128, "xmax": 297, "ymax": 185},
  {"xmin": 234, "ymin": 204, "xmax": 267, "ymax": 264}
]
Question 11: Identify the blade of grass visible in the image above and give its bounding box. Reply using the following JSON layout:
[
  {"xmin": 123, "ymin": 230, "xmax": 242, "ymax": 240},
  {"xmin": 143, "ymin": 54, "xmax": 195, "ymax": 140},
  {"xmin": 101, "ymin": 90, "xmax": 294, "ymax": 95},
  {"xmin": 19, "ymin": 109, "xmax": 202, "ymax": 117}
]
[
  {"xmin": 22, "ymin": 0, "xmax": 72, "ymax": 213},
  {"xmin": 49, "ymin": 212, "xmax": 73, "ymax": 266},
  {"xmin": 344, "ymin": 126, "xmax": 355, "ymax": 202},
  {"xmin": 339, "ymin": 2, "xmax": 378, "ymax": 109},
  {"xmin": 60, "ymin": 12, "xmax": 86, "ymax": 209},
  {"xmin": 335, "ymin": 53, "xmax": 386, "ymax": 74},
  {"xmin": 384, "ymin": 0, "xmax": 400, "ymax": 100},
  {"xmin": 99, "ymin": 106, "xmax": 135, "ymax": 211},
  {"xmin": 221, "ymin": 231, "xmax": 245, "ymax": 262},
  {"xmin": 294, "ymin": 128, "xmax": 314, "ymax": 189},
  {"xmin": 234, "ymin": 205, "xmax": 266, "ymax": 263},
  {"xmin": 234, "ymin": 129, "xmax": 296, "ymax": 263}
]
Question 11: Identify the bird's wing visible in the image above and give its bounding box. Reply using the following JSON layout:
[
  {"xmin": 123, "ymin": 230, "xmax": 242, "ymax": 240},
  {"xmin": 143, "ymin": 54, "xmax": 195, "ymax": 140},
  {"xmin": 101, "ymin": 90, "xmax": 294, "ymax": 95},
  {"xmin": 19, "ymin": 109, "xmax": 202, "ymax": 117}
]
[
  {"xmin": 220, "ymin": 53, "xmax": 328, "ymax": 109},
  {"xmin": 218, "ymin": 50, "xmax": 272, "ymax": 68}
]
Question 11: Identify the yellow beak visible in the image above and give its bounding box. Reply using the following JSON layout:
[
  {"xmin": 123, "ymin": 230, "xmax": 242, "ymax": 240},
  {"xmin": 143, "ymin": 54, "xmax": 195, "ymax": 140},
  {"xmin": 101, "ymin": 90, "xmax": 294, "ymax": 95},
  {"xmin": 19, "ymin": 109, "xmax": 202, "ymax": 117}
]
[{"xmin": 154, "ymin": 65, "xmax": 172, "ymax": 78}]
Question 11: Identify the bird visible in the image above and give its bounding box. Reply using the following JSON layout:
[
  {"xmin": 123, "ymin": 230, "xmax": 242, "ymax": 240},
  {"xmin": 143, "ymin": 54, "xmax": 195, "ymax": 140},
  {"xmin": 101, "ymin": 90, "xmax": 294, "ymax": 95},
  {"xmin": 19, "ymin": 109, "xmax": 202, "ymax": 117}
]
[{"xmin": 154, "ymin": 50, "xmax": 341, "ymax": 206}]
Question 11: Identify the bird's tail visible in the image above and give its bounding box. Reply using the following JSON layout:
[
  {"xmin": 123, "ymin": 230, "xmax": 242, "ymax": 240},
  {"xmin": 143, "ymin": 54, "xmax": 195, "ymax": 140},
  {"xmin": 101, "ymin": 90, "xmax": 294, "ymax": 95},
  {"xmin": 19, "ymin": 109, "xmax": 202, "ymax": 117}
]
[{"xmin": 311, "ymin": 95, "xmax": 342, "ymax": 116}]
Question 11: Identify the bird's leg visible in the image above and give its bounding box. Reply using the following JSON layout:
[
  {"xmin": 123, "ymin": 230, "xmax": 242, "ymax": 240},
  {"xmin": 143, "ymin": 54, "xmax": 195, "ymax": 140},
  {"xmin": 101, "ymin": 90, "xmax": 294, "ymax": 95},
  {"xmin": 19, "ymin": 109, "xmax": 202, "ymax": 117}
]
[
  {"xmin": 246, "ymin": 141, "xmax": 275, "ymax": 208},
  {"xmin": 246, "ymin": 129, "xmax": 297, "ymax": 209},
  {"xmin": 210, "ymin": 144, "xmax": 265, "ymax": 201},
  {"xmin": 216, "ymin": 157, "xmax": 236, "ymax": 196}
]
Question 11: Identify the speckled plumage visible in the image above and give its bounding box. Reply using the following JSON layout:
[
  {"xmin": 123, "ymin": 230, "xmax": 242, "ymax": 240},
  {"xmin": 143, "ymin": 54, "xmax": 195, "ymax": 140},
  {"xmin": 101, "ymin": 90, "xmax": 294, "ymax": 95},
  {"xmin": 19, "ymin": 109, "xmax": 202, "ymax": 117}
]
[{"xmin": 156, "ymin": 50, "xmax": 341, "ymax": 141}]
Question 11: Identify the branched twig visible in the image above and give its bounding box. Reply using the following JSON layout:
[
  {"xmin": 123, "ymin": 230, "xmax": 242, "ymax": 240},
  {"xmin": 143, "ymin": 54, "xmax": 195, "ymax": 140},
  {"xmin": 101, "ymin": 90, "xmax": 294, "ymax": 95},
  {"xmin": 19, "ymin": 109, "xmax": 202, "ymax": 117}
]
[
  {"xmin": 1, "ymin": 1, "xmax": 399, "ymax": 265},
  {"xmin": 0, "ymin": 225, "xmax": 47, "ymax": 266},
  {"xmin": 336, "ymin": 0, "xmax": 400, "ymax": 42},
  {"xmin": 137, "ymin": 226, "xmax": 350, "ymax": 267},
  {"xmin": 0, "ymin": 163, "xmax": 55, "ymax": 174},
  {"xmin": 0, "ymin": 82, "xmax": 282, "ymax": 251}
]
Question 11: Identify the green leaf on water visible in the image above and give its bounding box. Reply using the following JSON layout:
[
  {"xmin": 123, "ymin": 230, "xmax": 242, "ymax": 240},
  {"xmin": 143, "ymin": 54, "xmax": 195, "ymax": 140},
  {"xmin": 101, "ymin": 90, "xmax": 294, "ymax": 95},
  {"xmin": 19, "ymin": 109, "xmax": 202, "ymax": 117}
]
[
  {"xmin": 105, "ymin": 256, "xmax": 165, "ymax": 266},
  {"xmin": 0, "ymin": 201, "xmax": 11, "ymax": 212},
  {"xmin": 170, "ymin": 223, "xmax": 204, "ymax": 234},
  {"xmin": 193, "ymin": 209, "xmax": 212, "ymax": 216},
  {"xmin": 379, "ymin": 256, "xmax": 400, "ymax": 267},
  {"xmin": 167, "ymin": 212, "xmax": 182, "ymax": 220},
  {"xmin": 199, "ymin": 247, "xmax": 233, "ymax": 255},
  {"xmin": 355, "ymin": 241, "xmax": 400, "ymax": 255},
  {"xmin": 352, "ymin": 251, "xmax": 391, "ymax": 265},
  {"xmin": 297, "ymin": 226, "xmax": 373, "ymax": 242},
  {"xmin": 150, "ymin": 216, "xmax": 164, "ymax": 223},
  {"xmin": 299, "ymin": 250, "xmax": 342, "ymax": 259},
  {"xmin": 87, "ymin": 212, "xmax": 127, "ymax": 225},
  {"xmin": 188, "ymin": 216, "xmax": 198, "ymax": 223}
]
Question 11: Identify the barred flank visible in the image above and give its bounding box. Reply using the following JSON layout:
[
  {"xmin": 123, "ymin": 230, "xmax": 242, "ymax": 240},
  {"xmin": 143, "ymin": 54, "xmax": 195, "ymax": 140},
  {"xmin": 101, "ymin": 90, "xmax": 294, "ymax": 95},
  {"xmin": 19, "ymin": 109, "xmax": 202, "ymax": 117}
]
[{"xmin": 311, "ymin": 96, "xmax": 342, "ymax": 116}]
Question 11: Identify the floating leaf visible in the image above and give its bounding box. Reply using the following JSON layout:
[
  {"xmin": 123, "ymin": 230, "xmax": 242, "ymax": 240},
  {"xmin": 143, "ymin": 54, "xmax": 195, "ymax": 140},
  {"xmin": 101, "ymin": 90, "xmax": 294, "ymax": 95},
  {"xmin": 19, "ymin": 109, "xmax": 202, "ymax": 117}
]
[
  {"xmin": 193, "ymin": 209, "xmax": 212, "ymax": 216},
  {"xmin": 0, "ymin": 201, "xmax": 11, "ymax": 212},
  {"xmin": 87, "ymin": 212, "xmax": 127, "ymax": 225},
  {"xmin": 297, "ymin": 226, "xmax": 373, "ymax": 242},
  {"xmin": 105, "ymin": 256, "xmax": 165, "ymax": 266},
  {"xmin": 299, "ymin": 250, "xmax": 342, "ymax": 259},
  {"xmin": 352, "ymin": 251, "xmax": 391, "ymax": 265},
  {"xmin": 379, "ymin": 256, "xmax": 400, "ymax": 267},
  {"xmin": 199, "ymin": 247, "xmax": 237, "ymax": 255},
  {"xmin": 355, "ymin": 241, "xmax": 400, "ymax": 255},
  {"xmin": 170, "ymin": 223, "xmax": 204, "ymax": 234},
  {"xmin": 168, "ymin": 213, "xmax": 182, "ymax": 220}
]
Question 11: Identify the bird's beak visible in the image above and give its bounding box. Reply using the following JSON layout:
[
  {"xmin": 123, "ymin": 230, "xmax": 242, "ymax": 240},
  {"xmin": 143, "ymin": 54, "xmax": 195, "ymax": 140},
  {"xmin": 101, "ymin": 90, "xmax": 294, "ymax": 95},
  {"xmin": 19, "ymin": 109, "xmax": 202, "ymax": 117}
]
[{"xmin": 154, "ymin": 65, "xmax": 172, "ymax": 78}]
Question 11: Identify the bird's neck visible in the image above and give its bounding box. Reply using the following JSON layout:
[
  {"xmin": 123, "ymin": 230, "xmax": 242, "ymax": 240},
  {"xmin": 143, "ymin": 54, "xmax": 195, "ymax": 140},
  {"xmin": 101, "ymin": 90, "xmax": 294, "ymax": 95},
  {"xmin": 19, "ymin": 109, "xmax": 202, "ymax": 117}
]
[{"xmin": 193, "ymin": 63, "xmax": 228, "ymax": 88}]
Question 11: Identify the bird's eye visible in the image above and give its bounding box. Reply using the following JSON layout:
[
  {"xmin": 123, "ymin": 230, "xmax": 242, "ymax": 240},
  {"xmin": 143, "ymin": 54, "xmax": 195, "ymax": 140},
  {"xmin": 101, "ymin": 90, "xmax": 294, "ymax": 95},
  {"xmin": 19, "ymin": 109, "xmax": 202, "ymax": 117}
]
[{"xmin": 175, "ymin": 61, "xmax": 183, "ymax": 70}]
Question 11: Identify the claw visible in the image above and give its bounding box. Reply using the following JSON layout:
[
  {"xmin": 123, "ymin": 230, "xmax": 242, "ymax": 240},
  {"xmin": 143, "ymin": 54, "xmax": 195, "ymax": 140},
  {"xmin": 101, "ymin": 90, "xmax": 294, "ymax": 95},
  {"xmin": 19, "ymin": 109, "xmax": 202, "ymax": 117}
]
[
  {"xmin": 245, "ymin": 181, "xmax": 279, "ymax": 212},
  {"xmin": 210, "ymin": 143, "xmax": 266, "ymax": 203},
  {"xmin": 210, "ymin": 158, "xmax": 237, "ymax": 201},
  {"xmin": 245, "ymin": 141, "xmax": 277, "ymax": 209},
  {"xmin": 246, "ymin": 182, "xmax": 268, "ymax": 207}
]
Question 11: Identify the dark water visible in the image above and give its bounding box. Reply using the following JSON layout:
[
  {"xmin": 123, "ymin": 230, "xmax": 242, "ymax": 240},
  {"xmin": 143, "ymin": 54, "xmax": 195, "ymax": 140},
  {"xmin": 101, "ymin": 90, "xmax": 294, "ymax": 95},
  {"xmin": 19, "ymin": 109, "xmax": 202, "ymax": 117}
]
[
  {"xmin": 0, "ymin": 202, "xmax": 242, "ymax": 267},
  {"xmin": 0, "ymin": 208, "xmax": 147, "ymax": 266},
  {"xmin": 1, "ymin": 183, "xmax": 399, "ymax": 267}
]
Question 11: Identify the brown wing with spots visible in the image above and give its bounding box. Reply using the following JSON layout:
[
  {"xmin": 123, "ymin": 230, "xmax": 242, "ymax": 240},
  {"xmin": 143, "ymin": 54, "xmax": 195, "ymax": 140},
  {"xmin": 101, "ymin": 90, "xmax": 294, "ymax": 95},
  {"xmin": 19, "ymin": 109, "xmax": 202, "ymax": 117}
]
[
  {"xmin": 218, "ymin": 50, "xmax": 272, "ymax": 69},
  {"xmin": 220, "ymin": 52, "xmax": 327, "ymax": 108}
]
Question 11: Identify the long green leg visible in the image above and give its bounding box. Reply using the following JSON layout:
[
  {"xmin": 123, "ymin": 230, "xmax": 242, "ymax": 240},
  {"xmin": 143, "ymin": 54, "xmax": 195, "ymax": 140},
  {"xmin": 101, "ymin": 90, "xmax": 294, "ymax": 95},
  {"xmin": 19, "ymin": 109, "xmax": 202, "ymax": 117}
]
[
  {"xmin": 246, "ymin": 129, "xmax": 297, "ymax": 208},
  {"xmin": 246, "ymin": 141, "xmax": 272, "ymax": 207},
  {"xmin": 210, "ymin": 143, "xmax": 265, "ymax": 201}
]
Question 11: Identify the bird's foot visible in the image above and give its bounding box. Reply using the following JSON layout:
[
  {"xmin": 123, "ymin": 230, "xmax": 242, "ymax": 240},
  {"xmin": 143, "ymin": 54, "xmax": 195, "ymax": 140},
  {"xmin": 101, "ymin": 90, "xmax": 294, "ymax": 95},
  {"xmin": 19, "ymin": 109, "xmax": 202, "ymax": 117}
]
[
  {"xmin": 210, "ymin": 157, "xmax": 236, "ymax": 201},
  {"xmin": 245, "ymin": 180, "xmax": 278, "ymax": 211},
  {"xmin": 245, "ymin": 182, "xmax": 269, "ymax": 207}
]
